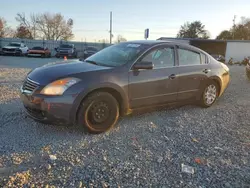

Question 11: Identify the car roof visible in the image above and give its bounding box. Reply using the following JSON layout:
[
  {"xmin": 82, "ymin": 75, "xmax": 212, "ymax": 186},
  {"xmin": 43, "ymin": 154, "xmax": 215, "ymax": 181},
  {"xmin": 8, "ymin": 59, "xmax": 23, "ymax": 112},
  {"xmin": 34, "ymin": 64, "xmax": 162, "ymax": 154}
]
[
  {"xmin": 121, "ymin": 40, "xmax": 170, "ymax": 46},
  {"xmin": 121, "ymin": 40, "xmax": 207, "ymax": 54},
  {"xmin": 121, "ymin": 40, "xmax": 197, "ymax": 47}
]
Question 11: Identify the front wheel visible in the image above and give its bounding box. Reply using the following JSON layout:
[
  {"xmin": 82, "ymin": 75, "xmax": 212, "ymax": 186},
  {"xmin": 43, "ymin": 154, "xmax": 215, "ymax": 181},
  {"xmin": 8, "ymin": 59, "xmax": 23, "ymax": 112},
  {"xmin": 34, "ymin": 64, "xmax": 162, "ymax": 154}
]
[
  {"xmin": 77, "ymin": 92, "xmax": 119, "ymax": 134},
  {"xmin": 199, "ymin": 82, "xmax": 219, "ymax": 108}
]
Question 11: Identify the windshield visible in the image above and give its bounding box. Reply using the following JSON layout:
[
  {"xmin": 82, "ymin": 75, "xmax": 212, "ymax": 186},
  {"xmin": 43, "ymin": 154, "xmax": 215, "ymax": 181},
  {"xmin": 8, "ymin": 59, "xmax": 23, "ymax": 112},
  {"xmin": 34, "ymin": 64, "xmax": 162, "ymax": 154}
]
[
  {"xmin": 32, "ymin": 46, "xmax": 44, "ymax": 50},
  {"xmin": 8, "ymin": 43, "xmax": 21, "ymax": 47},
  {"xmin": 85, "ymin": 43, "xmax": 149, "ymax": 67},
  {"xmin": 59, "ymin": 44, "xmax": 73, "ymax": 48}
]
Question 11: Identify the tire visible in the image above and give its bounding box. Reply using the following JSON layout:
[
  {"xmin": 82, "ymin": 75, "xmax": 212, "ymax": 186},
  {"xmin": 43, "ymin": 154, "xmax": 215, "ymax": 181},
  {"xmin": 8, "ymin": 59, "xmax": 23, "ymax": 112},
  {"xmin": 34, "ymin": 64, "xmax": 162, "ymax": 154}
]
[
  {"xmin": 41, "ymin": 54, "xmax": 45, "ymax": 58},
  {"xmin": 77, "ymin": 92, "xmax": 119, "ymax": 134},
  {"xmin": 199, "ymin": 81, "xmax": 219, "ymax": 108}
]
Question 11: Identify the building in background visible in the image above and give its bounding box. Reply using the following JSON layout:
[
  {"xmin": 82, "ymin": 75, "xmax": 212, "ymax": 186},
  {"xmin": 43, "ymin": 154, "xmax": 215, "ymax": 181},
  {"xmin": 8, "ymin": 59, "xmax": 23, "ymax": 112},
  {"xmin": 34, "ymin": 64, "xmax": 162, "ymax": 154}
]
[{"xmin": 157, "ymin": 37, "xmax": 250, "ymax": 63}]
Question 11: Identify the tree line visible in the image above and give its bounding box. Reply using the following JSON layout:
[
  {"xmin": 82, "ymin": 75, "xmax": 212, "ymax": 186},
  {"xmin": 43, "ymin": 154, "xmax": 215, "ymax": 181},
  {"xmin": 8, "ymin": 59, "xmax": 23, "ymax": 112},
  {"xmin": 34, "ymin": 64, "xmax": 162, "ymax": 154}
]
[
  {"xmin": 177, "ymin": 17, "xmax": 250, "ymax": 40},
  {"xmin": 0, "ymin": 12, "xmax": 127, "ymax": 43},
  {"xmin": 0, "ymin": 12, "xmax": 74, "ymax": 41},
  {"xmin": 1, "ymin": 13, "xmax": 249, "ymax": 41}
]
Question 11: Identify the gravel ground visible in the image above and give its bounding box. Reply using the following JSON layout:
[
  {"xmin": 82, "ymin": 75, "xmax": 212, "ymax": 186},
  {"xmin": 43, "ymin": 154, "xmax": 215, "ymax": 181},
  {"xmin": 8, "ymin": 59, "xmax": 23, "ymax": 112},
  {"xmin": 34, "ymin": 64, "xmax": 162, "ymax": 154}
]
[{"xmin": 0, "ymin": 57, "xmax": 250, "ymax": 187}]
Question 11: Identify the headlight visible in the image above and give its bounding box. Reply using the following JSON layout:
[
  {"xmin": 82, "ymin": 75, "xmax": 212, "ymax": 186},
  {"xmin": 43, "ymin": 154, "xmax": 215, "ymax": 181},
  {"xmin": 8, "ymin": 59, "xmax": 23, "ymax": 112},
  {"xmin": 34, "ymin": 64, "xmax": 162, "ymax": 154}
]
[
  {"xmin": 68, "ymin": 49, "xmax": 74, "ymax": 53},
  {"xmin": 40, "ymin": 77, "xmax": 80, "ymax": 96},
  {"xmin": 84, "ymin": 51, "xmax": 88, "ymax": 54}
]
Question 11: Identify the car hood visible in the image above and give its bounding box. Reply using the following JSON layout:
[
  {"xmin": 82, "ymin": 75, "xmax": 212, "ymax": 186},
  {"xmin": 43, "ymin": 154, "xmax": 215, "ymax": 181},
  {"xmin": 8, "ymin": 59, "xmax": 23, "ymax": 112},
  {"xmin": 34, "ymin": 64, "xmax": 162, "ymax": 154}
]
[
  {"xmin": 3, "ymin": 46, "xmax": 19, "ymax": 49},
  {"xmin": 28, "ymin": 60, "xmax": 112, "ymax": 85}
]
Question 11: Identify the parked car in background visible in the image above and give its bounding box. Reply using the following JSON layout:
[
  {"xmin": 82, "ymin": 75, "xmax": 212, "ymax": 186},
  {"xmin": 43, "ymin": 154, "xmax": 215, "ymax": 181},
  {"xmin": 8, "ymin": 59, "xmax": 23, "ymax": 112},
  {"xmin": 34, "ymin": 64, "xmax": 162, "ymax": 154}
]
[
  {"xmin": 81, "ymin": 46, "xmax": 99, "ymax": 60},
  {"xmin": 2, "ymin": 42, "xmax": 29, "ymax": 56},
  {"xmin": 211, "ymin": 54, "xmax": 226, "ymax": 63},
  {"xmin": 55, "ymin": 44, "xmax": 77, "ymax": 58},
  {"xmin": 27, "ymin": 46, "xmax": 51, "ymax": 58},
  {"xmin": 20, "ymin": 40, "xmax": 230, "ymax": 134}
]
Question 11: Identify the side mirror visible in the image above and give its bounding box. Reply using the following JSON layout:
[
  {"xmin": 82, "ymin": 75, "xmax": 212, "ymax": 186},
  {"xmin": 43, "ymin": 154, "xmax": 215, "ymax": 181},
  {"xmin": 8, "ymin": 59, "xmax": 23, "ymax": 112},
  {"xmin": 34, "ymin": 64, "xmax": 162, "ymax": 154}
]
[
  {"xmin": 54, "ymin": 47, "xmax": 58, "ymax": 52},
  {"xmin": 133, "ymin": 61, "xmax": 153, "ymax": 70}
]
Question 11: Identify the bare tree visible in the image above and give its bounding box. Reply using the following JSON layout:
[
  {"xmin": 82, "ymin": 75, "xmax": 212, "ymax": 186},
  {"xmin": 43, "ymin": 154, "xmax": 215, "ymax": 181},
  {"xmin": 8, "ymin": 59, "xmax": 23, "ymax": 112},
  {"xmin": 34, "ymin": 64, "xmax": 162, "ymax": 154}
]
[
  {"xmin": 15, "ymin": 12, "xmax": 74, "ymax": 41},
  {"xmin": 15, "ymin": 13, "xmax": 40, "ymax": 39},
  {"xmin": 0, "ymin": 17, "xmax": 14, "ymax": 38},
  {"xmin": 115, "ymin": 35, "xmax": 127, "ymax": 43},
  {"xmin": 15, "ymin": 26, "xmax": 33, "ymax": 39}
]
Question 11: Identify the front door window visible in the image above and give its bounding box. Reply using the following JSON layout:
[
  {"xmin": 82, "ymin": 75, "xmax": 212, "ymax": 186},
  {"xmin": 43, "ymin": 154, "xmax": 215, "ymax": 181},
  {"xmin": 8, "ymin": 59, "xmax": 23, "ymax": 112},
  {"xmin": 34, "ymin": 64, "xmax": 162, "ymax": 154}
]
[{"xmin": 141, "ymin": 47, "xmax": 175, "ymax": 69}]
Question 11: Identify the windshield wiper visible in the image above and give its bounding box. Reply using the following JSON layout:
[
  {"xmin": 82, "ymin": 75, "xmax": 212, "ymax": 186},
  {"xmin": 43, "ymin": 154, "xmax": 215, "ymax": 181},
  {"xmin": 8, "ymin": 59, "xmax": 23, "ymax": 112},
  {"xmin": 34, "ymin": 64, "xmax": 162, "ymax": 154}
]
[
  {"xmin": 84, "ymin": 60, "xmax": 115, "ymax": 67},
  {"xmin": 84, "ymin": 60, "xmax": 98, "ymax": 65}
]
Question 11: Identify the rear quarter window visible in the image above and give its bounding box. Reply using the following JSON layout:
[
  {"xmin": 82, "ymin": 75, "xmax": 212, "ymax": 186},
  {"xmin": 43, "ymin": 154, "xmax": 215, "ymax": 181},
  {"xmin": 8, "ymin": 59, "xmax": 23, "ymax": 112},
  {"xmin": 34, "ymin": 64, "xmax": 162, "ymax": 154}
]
[{"xmin": 201, "ymin": 53, "xmax": 206, "ymax": 64}]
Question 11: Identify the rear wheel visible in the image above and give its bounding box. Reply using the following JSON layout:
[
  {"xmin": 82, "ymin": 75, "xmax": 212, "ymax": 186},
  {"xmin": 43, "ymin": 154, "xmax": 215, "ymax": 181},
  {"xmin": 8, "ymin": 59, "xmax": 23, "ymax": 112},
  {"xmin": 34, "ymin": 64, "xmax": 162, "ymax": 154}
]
[
  {"xmin": 77, "ymin": 92, "xmax": 119, "ymax": 134},
  {"xmin": 199, "ymin": 81, "xmax": 219, "ymax": 108}
]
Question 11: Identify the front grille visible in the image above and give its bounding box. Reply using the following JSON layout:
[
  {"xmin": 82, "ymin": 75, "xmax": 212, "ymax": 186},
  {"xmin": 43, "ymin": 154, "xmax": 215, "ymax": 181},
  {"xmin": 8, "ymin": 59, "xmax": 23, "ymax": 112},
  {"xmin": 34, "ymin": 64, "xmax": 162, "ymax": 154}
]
[
  {"xmin": 60, "ymin": 50, "xmax": 68, "ymax": 53},
  {"xmin": 22, "ymin": 78, "xmax": 39, "ymax": 93},
  {"xmin": 3, "ymin": 48, "xmax": 16, "ymax": 52}
]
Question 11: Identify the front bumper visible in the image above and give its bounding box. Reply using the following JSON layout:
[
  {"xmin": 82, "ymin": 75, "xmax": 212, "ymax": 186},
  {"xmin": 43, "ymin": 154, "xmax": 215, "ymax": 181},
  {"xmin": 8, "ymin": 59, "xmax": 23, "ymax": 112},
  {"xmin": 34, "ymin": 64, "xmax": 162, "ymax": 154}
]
[
  {"xmin": 20, "ymin": 89, "xmax": 76, "ymax": 125},
  {"xmin": 27, "ymin": 53, "xmax": 43, "ymax": 57},
  {"xmin": 2, "ymin": 50, "xmax": 20, "ymax": 55},
  {"xmin": 58, "ymin": 52, "xmax": 74, "ymax": 57}
]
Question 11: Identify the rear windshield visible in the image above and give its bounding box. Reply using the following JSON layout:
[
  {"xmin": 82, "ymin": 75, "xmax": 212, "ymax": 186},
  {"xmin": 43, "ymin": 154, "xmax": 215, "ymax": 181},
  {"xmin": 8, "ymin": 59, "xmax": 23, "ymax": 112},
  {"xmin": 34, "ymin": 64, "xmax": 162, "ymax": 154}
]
[
  {"xmin": 32, "ymin": 47, "xmax": 44, "ymax": 50},
  {"xmin": 60, "ymin": 44, "xmax": 73, "ymax": 48}
]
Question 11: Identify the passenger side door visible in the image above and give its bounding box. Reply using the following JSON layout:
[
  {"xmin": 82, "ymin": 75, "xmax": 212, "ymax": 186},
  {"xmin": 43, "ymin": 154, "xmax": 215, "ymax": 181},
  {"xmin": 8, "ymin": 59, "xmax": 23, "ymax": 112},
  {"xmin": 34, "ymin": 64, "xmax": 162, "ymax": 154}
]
[
  {"xmin": 128, "ymin": 45, "xmax": 179, "ymax": 109},
  {"xmin": 176, "ymin": 47, "xmax": 210, "ymax": 101}
]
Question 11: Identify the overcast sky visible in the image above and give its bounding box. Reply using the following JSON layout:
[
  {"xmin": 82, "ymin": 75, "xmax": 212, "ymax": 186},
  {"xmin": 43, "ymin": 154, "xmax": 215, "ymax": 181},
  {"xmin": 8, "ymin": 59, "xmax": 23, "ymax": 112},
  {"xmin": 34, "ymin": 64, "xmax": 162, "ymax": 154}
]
[{"xmin": 1, "ymin": 0, "xmax": 250, "ymax": 42}]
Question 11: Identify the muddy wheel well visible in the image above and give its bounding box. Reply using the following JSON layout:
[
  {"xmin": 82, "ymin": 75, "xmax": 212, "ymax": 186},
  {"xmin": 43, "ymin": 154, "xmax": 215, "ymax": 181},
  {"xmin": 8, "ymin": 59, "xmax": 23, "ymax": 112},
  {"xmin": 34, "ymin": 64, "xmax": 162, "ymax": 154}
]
[
  {"xmin": 76, "ymin": 87, "xmax": 124, "ymax": 122},
  {"xmin": 210, "ymin": 78, "xmax": 221, "ymax": 95}
]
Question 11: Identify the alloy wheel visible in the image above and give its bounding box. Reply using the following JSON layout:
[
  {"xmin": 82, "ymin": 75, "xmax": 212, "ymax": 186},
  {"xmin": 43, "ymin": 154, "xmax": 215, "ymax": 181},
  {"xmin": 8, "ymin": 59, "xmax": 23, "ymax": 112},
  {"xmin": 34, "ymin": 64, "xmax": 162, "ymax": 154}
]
[{"xmin": 204, "ymin": 84, "xmax": 217, "ymax": 105}]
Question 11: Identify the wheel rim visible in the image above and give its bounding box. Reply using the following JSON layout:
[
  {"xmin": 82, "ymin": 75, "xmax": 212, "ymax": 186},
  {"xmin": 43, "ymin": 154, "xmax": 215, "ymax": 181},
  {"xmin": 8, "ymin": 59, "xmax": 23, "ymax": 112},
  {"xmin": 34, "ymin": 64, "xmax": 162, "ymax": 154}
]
[
  {"xmin": 88, "ymin": 101, "xmax": 110, "ymax": 124},
  {"xmin": 204, "ymin": 84, "xmax": 217, "ymax": 105}
]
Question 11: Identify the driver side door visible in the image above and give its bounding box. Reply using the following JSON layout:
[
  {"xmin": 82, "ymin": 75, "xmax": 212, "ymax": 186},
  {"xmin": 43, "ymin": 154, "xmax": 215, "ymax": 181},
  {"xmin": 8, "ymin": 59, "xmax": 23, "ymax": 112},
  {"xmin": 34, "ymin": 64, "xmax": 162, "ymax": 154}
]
[{"xmin": 128, "ymin": 44, "xmax": 179, "ymax": 109}]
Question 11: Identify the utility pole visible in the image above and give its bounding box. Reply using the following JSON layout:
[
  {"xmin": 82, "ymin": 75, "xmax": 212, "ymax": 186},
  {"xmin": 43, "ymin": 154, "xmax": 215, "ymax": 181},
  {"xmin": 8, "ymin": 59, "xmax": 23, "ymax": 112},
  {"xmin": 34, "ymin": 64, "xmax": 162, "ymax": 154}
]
[
  {"xmin": 233, "ymin": 15, "xmax": 236, "ymax": 40},
  {"xmin": 109, "ymin": 11, "xmax": 112, "ymax": 44}
]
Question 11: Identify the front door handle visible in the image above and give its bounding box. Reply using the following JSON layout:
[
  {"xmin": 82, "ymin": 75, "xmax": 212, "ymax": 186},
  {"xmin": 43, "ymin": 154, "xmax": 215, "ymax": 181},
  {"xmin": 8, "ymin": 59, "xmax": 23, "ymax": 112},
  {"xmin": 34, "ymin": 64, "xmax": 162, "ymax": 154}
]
[
  {"xmin": 169, "ymin": 74, "xmax": 176, "ymax": 79},
  {"xmin": 203, "ymin": 69, "xmax": 211, "ymax": 74}
]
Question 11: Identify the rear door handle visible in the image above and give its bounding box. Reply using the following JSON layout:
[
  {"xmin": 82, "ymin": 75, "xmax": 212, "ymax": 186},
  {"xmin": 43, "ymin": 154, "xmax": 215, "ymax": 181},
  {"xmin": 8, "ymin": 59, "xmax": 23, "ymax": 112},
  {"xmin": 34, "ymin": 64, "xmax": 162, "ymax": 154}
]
[
  {"xmin": 203, "ymin": 69, "xmax": 211, "ymax": 74},
  {"xmin": 169, "ymin": 74, "xmax": 176, "ymax": 79}
]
